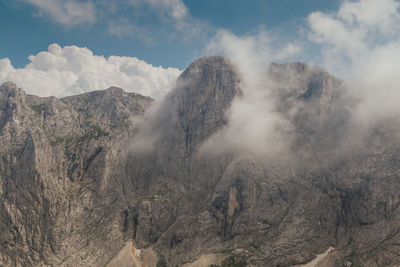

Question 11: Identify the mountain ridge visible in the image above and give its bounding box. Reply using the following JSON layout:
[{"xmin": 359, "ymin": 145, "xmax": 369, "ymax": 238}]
[{"xmin": 1, "ymin": 57, "xmax": 400, "ymax": 266}]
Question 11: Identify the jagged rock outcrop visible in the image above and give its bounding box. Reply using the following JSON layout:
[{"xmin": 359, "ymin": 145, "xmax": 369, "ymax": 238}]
[
  {"xmin": 0, "ymin": 82, "xmax": 152, "ymax": 266},
  {"xmin": 1, "ymin": 57, "xmax": 400, "ymax": 267}
]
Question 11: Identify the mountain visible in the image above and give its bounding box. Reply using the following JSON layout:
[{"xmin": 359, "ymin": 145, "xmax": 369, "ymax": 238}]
[{"xmin": 1, "ymin": 56, "xmax": 400, "ymax": 267}]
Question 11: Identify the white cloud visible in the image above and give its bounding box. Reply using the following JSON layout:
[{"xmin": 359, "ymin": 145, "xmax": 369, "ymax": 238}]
[
  {"xmin": 338, "ymin": 0, "xmax": 400, "ymax": 34},
  {"xmin": 21, "ymin": 0, "xmax": 96, "ymax": 26},
  {"xmin": 108, "ymin": 19, "xmax": 138, "ymax": 38},
  {"xmin": 128, "ymin": 0, "xmax": 188, "ymax": 21},
  {"xmin": 308, "ymin": 0, "xmax": 400, "ymax": 72},
  {"xmin": 107, "ymin": 19, "xmax": 156, "ymax": 45},
  {"xmin": 307, "ymin": 0, "xmax": 400, "ymax": 124},
  {"xmin": 125, "ymin": 0, "xmax": 208, "ymax": 38},
  {"xmin": 15, "ymin": 0, "xmax": 208, "ymax": 40},
  {"xmin": 201, "ymin": 29, "xmax": 300, "ymax": 157},
  {"xmin": 0, "ymin": 44, "xmax": 181, "ymax": 98},
  {"xmin": 205, "ymin": 29, "xmax": 301, "ymax": 80}
]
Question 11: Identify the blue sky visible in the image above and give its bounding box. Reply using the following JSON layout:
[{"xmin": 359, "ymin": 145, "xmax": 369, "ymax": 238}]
[
  {"xmin": 0, "ymin": 0, "xmax": 340, "ymax": 69},
  {"xmin": 1, "ymin": 0, "xmax": 399, "ymax": 100}
]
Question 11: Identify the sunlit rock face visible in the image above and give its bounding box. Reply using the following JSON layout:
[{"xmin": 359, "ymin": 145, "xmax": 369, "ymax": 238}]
[{"xmin": 1, "ymin": 57, "xmax": 400, "ymax": 267}]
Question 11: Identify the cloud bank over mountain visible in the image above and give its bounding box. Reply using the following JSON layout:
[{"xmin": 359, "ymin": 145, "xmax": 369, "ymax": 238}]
[
  {"xmin": 307, "ymin": 0, "xmax": 400, "ymax": 124},
  {"xmin": 0, "ymin": 43, "xmax": 181, "ymax": 98},
  {"xmin": 201, "ymin": 29, "xmax": 300, "ymax": 157},
  {"xmin": 3, "ymin": 0, "xmax": 400, "ymax": 110},
  {"xmin": 198, "ymin": 0, "xmax": 400, "ymax": 138},
  {"xmin": 195, "ymin": 0, "xmax": 400, "ymax": 159}
]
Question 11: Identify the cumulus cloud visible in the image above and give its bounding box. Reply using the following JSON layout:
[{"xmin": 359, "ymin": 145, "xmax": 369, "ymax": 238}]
[
  {"xmin": 307, "ymin": 0, "xmax": 400, "ymax": 124},
  {"xmin": 21, "ymin": 0, "xmax": 96, "ymax": 26},
  {"xmin": 0, "ymin": 43, "xmax": 181, "ymax": 98}
]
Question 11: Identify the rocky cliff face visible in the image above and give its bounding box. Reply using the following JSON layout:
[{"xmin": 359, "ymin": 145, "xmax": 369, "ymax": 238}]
[
  {"xmin": 1, "ymin": 56, "xmax": 400, "ymax": 267},
  {"xmin": 0, "ymin": 82, "xmax": 152, "ymax": 266}
]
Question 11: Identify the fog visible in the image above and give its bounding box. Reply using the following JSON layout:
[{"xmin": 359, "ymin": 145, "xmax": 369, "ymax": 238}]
[
  {"xmin": 199, "ymin": 29, "xmax": 298, "ymax": 158},
  {"xmin": 198, "ymin": 0, "xmax": 400, "ymax": 160},
  {"xmin": 308, "ymin": 0, "xmax": 400, "ymax": 125},
  {"xmin": 129, "ymin": 0, "xmax": 400, "ymax": 165}
]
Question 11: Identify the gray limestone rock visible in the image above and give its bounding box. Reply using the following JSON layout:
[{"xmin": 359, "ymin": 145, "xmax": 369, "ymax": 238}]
[{"xmin": 0, "ymin": 57, "xmax": 400, "ymax": 267}]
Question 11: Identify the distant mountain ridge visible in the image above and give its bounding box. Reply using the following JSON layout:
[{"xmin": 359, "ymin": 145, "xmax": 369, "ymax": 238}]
[{"xmin": 1, "ymin": 57, "xmax": 400, "ymax": 266}]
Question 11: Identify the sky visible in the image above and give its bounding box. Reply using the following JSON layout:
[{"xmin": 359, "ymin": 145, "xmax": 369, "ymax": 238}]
[
  {"xmin": 0, "ymin": 0, "xmax": 341, "ymax": 69},
  {"xmin": 0, "ymin": 0, "xmax": 399, "ymax": 99}
]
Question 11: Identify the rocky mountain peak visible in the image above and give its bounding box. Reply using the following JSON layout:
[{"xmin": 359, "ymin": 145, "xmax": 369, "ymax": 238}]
[
  {"xmin": 152, "ymin": 56, "xmax": 241, "ymax": 156},
  {"xmin": 1, "ymin": 57, "xmax": 400, "ymax": 267},
  {"xmin": 0, "ymin": 82, "xmax": 28, "ymax": 124},
  {"xmin": 174, "ymin": 55, "xmax": 239, "ymax": 97},
  {"xmin": 99, "ymin": 86, "xmax": 129, "ymax": 98},
  {"xmin": 0, "ymin": 81, "xmax": 18, "ymax": 90},
  {"xmin": 268, "ymin": 62, "xmax": 343, "ymax": 102},
  {"xmin": 0, "ymin": 82, "xmax": 26, "ymax": 101}
]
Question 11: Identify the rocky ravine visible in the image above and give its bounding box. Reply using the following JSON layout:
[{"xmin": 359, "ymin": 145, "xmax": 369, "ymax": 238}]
[{"xmin": 1, "ymin": 56, "xmax": 400, "ymax": 267}]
